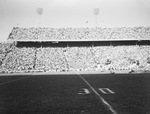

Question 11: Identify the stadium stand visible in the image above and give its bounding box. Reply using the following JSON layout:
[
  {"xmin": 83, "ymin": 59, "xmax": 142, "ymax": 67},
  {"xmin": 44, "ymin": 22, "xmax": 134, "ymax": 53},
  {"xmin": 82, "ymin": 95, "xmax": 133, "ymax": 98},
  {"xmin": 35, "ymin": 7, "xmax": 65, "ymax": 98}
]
[
  {"xmin": 35, "ymin": 47, "xmax": 68, "ymax": 72},
  {"xmin": 0, "ymin": 42, "xmax": 13, "ymax": 72},
  {"xmin": 1, "ymin": 47, "xmax": 36, "ymax": 73},
  {"xmin": 8, "ymin": 27, "xmax": 150, "ymax": 41},
  {"xmin": 0, "ymin": 27, "xmax": 150, "ymax": 73}
]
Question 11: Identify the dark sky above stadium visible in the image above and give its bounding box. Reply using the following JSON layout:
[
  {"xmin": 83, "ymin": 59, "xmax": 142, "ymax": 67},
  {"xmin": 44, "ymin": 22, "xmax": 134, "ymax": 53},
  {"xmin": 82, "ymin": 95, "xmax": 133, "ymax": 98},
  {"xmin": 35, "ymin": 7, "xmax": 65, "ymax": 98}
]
[{"xmin": 0, "ymin": 0, "xmax": 150, "ymax": 42}]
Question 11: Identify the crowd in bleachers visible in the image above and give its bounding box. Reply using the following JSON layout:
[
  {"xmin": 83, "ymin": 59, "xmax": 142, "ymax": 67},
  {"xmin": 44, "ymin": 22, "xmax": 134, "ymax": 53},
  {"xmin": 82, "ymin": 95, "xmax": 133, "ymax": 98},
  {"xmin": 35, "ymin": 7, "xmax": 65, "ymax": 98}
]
[
  {"xmin": 35, "ymin": 47, "xmax": 68, "ymax": 72},
  {"xmin": 0, "ymin": 43, "xmax": 12, "ymax": 68},
  {"xmin": 9, "ymin": 27, "xmax": 150, "ymax": 40},
  {"xmin": 0, "ymin": 43, "xmax": 150, "ymax": 73},
  {"xmin": 65, "ymin": 45, "xmax": 150, "ymax": 72},
  {"xmin": 1, "ymin": 47, "xmax": 36, "ymax": 73},
  {"xmin": 0, "ymin": 26, "xmax": 150, "ymax": 73},
  {"xmin": 93, "ymin": 45, "xmax": 150, "ymax": 71}
]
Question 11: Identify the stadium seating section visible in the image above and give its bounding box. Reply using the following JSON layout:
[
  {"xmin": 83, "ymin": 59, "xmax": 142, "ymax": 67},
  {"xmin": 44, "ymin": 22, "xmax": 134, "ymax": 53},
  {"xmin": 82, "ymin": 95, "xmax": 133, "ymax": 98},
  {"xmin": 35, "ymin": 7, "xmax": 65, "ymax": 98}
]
[
  {"xmin": 9, "ymin": 27, "xmax": 150, "ymax": 40},
  {"xmin": 0, "ymin": 27, "xmax": 150, "ymax": 73}
]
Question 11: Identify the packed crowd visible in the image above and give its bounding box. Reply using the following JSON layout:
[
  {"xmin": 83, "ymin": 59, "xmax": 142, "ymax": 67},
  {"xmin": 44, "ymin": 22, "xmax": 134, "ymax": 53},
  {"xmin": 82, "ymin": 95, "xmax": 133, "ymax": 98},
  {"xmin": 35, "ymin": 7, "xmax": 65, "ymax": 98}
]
[
  {"xmin": 1, "ymin": 26, "xmax": 150, "ymax": 73},
  {"xmin": 35, "ymin": 47, "xmax": 68, "ymax": 72},
  {"xmin": 0, "ymin": 43, "xmax": 12, "ymax": 66},
  {"xmin": 8, "ymin": 27, "xmax": 150, "ymax": 41},
  {"xmin": 65, "ymin": 45, "xmax": 150, "ymax": 71},
  {"xmin": 0, "ymin": 43, "xmax": 150, "ymax": 73},
  {"xmin": 1, "ymin": 47, "xmax": 36, "ymax": 73}
]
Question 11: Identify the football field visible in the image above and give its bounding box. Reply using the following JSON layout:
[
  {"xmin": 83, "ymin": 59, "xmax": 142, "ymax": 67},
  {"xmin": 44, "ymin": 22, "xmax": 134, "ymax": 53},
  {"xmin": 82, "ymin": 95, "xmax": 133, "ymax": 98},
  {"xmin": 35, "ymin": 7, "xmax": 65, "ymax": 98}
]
[{"xmin": 0, "ymin": 73, "xmax": 150, "ymax": 114}]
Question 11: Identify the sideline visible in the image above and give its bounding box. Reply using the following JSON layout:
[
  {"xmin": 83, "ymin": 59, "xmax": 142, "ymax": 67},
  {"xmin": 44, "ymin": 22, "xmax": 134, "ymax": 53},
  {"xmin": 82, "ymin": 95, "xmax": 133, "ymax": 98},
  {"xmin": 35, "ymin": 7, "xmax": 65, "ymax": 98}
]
[
  {"xmin": 0, "ymin": 70, "xmax": 149, "ymax": 76},
  {"xmin": 0, "ymin": 71, "xmax": 111, "ymax": 76},
  {"xmin": 0, "ymin": 70, "xmax": 128, "ymax": 76},
  {"xmin": 0, "ymin": 76, "xmax": 28, "ymax": 86},
  {"xmin": 75, "ymin": 72, "xmax": 118, "ymax": 114}
]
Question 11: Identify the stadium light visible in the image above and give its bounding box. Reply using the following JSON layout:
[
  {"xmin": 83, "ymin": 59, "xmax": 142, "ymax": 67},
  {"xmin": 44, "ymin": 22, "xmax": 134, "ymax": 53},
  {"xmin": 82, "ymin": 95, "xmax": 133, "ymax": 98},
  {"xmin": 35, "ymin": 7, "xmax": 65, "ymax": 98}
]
[
  {"xmin": 93, "ymin": 8, "xmax": 99, "ymax": 27},
  {"xmin": 36, "ymin": 8, "xmax": 43, "ymax": 15},
  {"xmin": 93, "ymin": 8, "xmax": 99, "ymax": 15},
  {"xmin": 36, "ymin": 8, "xmax": 43, "ymax": 26}
]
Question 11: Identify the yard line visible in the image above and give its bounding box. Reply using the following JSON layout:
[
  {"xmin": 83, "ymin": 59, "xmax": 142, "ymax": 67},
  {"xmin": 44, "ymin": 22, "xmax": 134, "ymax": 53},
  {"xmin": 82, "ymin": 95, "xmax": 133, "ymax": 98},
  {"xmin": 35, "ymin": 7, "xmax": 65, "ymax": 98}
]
[
  {"xmin": 0, "ymin": 77, "xmax": 28, "ymax": 86},
  {"xmin": 75, "ymin": 72, "xmax": 118, "ymax": 114}
]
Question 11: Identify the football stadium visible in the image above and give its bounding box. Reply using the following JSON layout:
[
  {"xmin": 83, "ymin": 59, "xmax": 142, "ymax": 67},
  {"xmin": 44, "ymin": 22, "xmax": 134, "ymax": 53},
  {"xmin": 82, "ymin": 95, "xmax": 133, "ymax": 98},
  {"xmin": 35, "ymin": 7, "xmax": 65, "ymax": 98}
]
[{"xmin": 0, "ymin": 0, "xmax": 150, "ymax": 114}]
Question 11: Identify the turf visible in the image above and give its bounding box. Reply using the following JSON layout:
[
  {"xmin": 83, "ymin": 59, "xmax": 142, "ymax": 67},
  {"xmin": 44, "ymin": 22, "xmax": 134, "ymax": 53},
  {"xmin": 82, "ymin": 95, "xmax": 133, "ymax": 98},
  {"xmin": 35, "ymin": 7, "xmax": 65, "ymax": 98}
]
[
  {"xmin": 0, "ymin": 75, "xmax": 108, "ymax": 114},
  {"xmin": 0, "ymin": 76, "xmax": 27, "ymax": 84},
  {"xmin": 82, "ymin": 73, "xmax": 150, "ymax": 114},
  {"xmin": 0, "ymin": 73, "xmax": 150, "ymax": 114}
]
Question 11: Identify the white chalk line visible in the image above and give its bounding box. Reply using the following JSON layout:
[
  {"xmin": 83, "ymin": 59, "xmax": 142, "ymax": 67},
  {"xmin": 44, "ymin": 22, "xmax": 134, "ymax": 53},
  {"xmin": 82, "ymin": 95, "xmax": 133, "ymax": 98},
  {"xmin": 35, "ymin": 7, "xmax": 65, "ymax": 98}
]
[
  {"xmin": 0, "ymin": 77, "xmax": 28, "ymax": 86},
  {"xmin": 84, "ymin": 88, "xmax": 90, "ymax": 94},
  {"xmin": 99, "ymin": 88, "xmax": 115, "ymax": 94},
  {"xmin": 78, "ymin": 88, "xmax": 90, "ymax": 94},
  {"xmin": 106, "ymin": 88, "xmax": 115, "ymax": 94},
  {"xmin": 75, "ymin": 72, "xmax": 118, "ymax": 114},
  {"xmin": 99, "ymin": 88, "xmax": 108, "ymax": 94}
]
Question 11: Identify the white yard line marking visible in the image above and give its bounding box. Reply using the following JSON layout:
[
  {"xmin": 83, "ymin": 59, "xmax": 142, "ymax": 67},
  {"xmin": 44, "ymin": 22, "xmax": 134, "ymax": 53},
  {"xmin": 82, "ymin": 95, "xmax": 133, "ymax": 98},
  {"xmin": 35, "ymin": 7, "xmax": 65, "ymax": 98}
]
[
  {"xmin": 75, "ymin": 72, "xmax": 118, "ymax": 114},
  {"xmin": 99, "ymin": 88, "xmax": 108, "ymax": 94},
  {"xmin": 84, "ymin": 88, "xmax": 90, "ymax": 94},
  {"xmin": 78, "ymin": 88, "xmax": 90, "ymax": 94},
  {"xmin": 99, "ymin": 88, "xmax": 115, "ymax": 94},
  {"xmin": 106, "ymin": 88, "xmax": 115, "ymax": 94},
  {"xmin": 0, "ymin": 77, "xmax": 27, "ymax": 86}
]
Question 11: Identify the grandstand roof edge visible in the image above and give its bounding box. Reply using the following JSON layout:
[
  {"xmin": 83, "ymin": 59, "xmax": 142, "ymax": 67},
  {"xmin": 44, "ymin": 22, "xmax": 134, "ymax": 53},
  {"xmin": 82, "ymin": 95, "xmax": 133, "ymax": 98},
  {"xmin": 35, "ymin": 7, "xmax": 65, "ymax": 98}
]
[{"xmin": 7, "ymin": 39, "xmax": 150, "ymax": 42}]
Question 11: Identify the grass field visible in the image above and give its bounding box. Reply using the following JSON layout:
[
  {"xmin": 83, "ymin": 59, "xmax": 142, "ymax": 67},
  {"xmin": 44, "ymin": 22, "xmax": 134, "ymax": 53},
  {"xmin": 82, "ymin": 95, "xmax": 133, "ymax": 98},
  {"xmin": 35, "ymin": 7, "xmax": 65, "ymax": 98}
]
[{"xmin": 0, "ymin": 73, "xmax": 150, "ymax": 114}]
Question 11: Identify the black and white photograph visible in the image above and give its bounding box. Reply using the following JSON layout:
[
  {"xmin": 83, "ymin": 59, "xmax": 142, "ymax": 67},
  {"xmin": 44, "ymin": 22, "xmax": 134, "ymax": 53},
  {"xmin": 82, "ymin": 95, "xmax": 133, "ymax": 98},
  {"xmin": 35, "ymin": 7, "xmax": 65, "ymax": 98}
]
[{"xmin": 0, "ymin": 0, "xmax": 150, "ymax": 113}]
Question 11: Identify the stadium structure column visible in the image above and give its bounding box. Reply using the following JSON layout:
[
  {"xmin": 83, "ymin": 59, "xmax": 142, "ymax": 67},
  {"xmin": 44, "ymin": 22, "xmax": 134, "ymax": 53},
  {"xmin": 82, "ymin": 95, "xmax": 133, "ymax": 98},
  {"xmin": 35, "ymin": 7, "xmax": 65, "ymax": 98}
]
[{"xmin": 14, "ymin": 41, "xmax": 17, "ymax": 46}]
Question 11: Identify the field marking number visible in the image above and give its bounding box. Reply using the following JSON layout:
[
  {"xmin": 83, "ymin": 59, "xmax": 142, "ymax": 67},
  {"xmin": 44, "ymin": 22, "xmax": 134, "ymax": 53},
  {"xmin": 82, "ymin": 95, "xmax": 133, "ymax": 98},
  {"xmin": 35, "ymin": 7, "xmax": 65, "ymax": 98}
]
[
  {"xmin": 99, "ymin": 88, "xmax": 115, "ymax": 94},
  {"xmin": 78, "ymin": 88, "xmax": 90, "ymax": 95}
]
